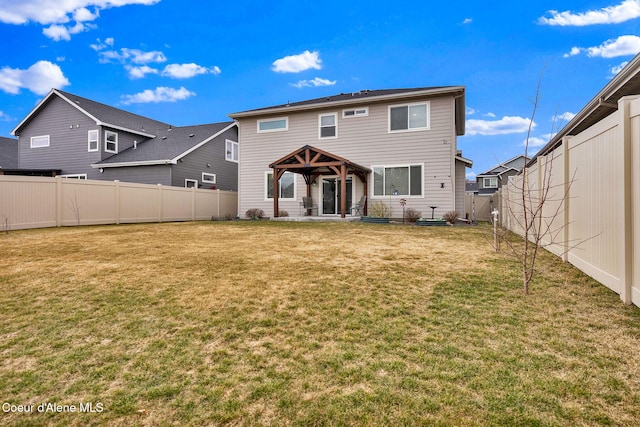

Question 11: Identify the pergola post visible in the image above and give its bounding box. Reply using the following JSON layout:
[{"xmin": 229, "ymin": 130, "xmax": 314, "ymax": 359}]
[{"xmin": 340, "ymin": 164, "xmax": 347, "ymax": 218}]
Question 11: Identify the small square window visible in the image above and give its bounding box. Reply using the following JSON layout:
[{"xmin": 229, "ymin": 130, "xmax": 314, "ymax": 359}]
[{"xmin": 202, "ymin": 173, "xmax": 216, "ymax": 184}]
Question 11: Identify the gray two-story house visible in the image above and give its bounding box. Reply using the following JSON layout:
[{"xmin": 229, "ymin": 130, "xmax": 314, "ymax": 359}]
[
  {"xmin": 476, "ymin": 155, "xmax": 529, "ymax": 195},
  {"xmin": 11, "ymin": 89, "xmax": 238, "ymax": 190},
  {"xmin": 229, "ymin": 87, "xmax": 472, "ymax": 219}
]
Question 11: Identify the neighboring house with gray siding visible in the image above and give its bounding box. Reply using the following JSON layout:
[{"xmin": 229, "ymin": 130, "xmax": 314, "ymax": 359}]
[
  {"xmin": 10, "ymin": 89, "xmax": 238, "ymax": 190},
  {"xmin": 0, "ymin": 136, "xmax": 18, "ymax": 172},
  {"xmin": 229, "ymin": 87, "xmax": 472, "ymax": 219},
  {"xmin": 476, "ymin": 155, "xmax": 528, "ymax": 195}
]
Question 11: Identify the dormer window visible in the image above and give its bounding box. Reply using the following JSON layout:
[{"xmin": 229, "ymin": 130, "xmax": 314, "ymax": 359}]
[{"xmin": 105, "ymin": 130, "xmax": 118, "ymax": 153}]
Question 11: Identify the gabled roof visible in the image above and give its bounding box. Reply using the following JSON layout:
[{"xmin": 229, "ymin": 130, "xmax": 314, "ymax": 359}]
[
  {"xmin": 0, "ymin": 136, "xmax": 18, "ymax": 169},
  {"xmin": 12, "ymin": 89, "xmax": 170, "ymax": 138},
  {"xmin": 478, "ymin": 155, "xmax": 529, "ymax": 176},
  {"xmin": 93, "ymin": 121, "xmax": 236, "ymax": 168},
  {"xmin": 229, "ymin": 86, "xmax": 466, "ymax": 136}
]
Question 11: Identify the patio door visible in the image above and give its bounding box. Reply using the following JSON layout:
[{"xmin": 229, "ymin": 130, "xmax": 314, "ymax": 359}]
[{"xmin": 321, "ymin": 176, "xmax": 353, "ymax": 215}]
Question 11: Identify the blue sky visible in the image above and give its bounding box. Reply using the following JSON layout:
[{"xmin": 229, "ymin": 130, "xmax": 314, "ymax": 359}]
[{"xmin": 1, "ymin": 0, "xmax": 640, "ymax": 177}]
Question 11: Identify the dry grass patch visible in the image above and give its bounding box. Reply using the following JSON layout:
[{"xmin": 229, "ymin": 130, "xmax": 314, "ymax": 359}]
[{"xmin": 0, "ymin": 221, "xmax": 639, "ymax": 426}]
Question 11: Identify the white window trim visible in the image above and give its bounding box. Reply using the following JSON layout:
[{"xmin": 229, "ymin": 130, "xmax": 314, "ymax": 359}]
[
  {"xmin": 265, "ymin": 171, "xmax": 297, "ymax": 201},
  {"xmin": 105, "ymin": 130, "xmax": 118, "ymax": 154},
  {"xmin": 388, "ymin": 101, "xmax": 430, "ymax": 133},
  {"xmin": 202, "ymin": 172, "xmax": 216, "ymax": 184},
  {"xmin": 185, "ymin": 179, "xmax": 198, "ymax": 188},
  {"xmin": 342, "ymin": 107, "xmax": 368, "ymax": 118},
  {"xmin": 483, "ymin": 177, "xmax": 498, "ymax": 188},
  {"xmin": 60, "ymin": 174, "xmax": 87, "ymax": 180},
  {"xmin": 30, "ymin": 135, "xmax": 50, "ymax": 148},
  {"xmin": 88, "ymin": 130, "xmax": 99, "ymax": 152},
  {"xmin": 225, "ymin": 139, "xmax": 238, "ymax": 163},
  {"xmin": 318, "ymin": 112, "xmax": 338, "ymax": 139},
  {"xmin": 257, "ymin": 117, "xmax": 288, "ymax": 133},
  {"xmin": 371, "ymin": 163, "xmax": 424, "ymax": 198}
]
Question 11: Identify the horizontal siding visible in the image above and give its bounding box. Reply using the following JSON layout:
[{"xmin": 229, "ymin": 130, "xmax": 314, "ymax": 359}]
[
  {"xmin": 239, "ymin": 95, "xmax": 458, "ymax": 218},
  {"xmin": 172, "ymin": 127, "xmax": 238, "ymax": 191},
  {"xmin": 101, "ymin": 165, "xmax": 171, "ymax": 186}
]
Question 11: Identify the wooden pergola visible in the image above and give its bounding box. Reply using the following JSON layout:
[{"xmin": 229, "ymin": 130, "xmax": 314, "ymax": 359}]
[{"xmin": 269, "ymin": 145, "xmax": 370, "ymax": 218}]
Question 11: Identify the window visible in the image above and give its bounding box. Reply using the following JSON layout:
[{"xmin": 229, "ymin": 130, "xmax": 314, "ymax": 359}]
[
  {"xmin": 389, "ymin": 102, "xmax": 429, "ymax": 132},
  {"xmin": 343, "ymin": 107, "xmax": 368, "ymax": 118},
  {"xmin": 483, "ymin": 177, "xmax": 498, "ymax": 188},
  {"xmin": 373, "ymin": 165, "xmax": 423, "ymax": 196},
  {"xmin": 319, "ymin": 113, "xmax": 337, "ymax": 139},
  {"xmin": 185, "ymin": 179, "xmax": 198, "ymax": 188},
  {"xmin": 88, "ymin": 130, "xmax": 99, "ymax": 152},
  {"xmin": 225, "ymin": 139, "xmax": 238, "ymax": 162},
  {"xmin": 202, "ymin": 173, "xmax": 216, "ymax": 184},
  {"xmin": 105, "ymin": 130, "xmax": 118, "ymax": 153},
  {"xmin": 60, "ymin": 174, "xmax": 87, "ymax": 180},
  {"xmin": 30, "ymin": 135, "xmax": 50, "ymax": 148},
  {"xmin": 266, "ymin": 171, "xmax": 296, "ymax": 200},
  {"xmin": 257, "ymin": 117, "xmax": 288, "ymax": 133}
]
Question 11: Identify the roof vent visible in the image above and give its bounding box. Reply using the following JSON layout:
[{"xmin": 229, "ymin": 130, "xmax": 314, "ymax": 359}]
[
  {"xmin": 189, "ymin": 134, "xmax": 195, "ymax": 137},
  {"xmin": 162, "ymin": 136, "xmax": 167, "ymax": 140},
  {"xmin": 133, "ymin": 140, "xmax": 137, "ymax": 150}
]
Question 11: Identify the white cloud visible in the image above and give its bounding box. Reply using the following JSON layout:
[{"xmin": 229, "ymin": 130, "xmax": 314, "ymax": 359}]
[
  {"xmin": 0, "ymin": 60, "xmax": 70, "ymax": 95},
  {"xmin": 291, "ymin": 77, "xmax": 336, "ymax": 88},
  {"xmin": 126, "ymin": 65, "xmax": 158, "ymax": 79},
  {"xmin": 523, "ymin": 132, "xmax": 557, "ymax": 148},
  {"xmin": 0, "ymin": 1, "xmax": 160, "ymax": 40},
  {"xmin": 466, "ymin": 116, "xmax": 535, "ymax": 136},
  {"xmin": 538, "ymin": 0, "xmax": 640, "ymax": 26},
  {"xmin": 466, "ymin": 171, "xmax": 477, "ymax": 180},
  {"xmin": 161, "ymin": 63, "xmax": 221, "ymax": 79},
  {"xmin": 99, "ymin": 47, "xmax": 167, "ymax": 64},
  {"xmin": 120, "ymin": 86, "xmax": 195, "ymax": 104},
  {"xmin": 272, "ymin": 50, "xmax": 322, "ymax": 73},
  {"xmin": 90, "ymin": 37, "xmax": 114, "ymax": 51},
  {"xmin": 466, "ymin": 106, "xmax": 476, "ymax": 115},
  {"xmin": 564, "ymin": 35, "xmax": 640, "ymax": 58},
  {"xmin": 484, "ymin": 112, "xmax": 496, "ymax": 118},
  {"xmin": 554, "ymin": 112, "xmax": 576, "ymax": 123},
  {"xmin": 611, "ymin": 61, "xmax": 629, "ymax": 75},
  {"xmin": 462, "ymin": 18, "xmax": 473, "ymax": 24}
]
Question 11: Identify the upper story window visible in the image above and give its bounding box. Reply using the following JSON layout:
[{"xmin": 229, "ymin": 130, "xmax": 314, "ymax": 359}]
[
  {"xmin": 389, "ymin": 102, "xmax": 429, "ymax": 132},
  {"xmin": 319, "ymin": 113, "xmax": 337, "ymax": 139},
  {"xmin": 483, "ymin": 177, "xmax": 498, "ymax": 188},
  {"xmin": 257, "ymin": 117, "xmax": 288, "ymax": 133},
  {"xmin": 226, "ymin": 139, "xmax": 238, "ymax": 162},
  {"xmin": 30, "ymin": 135, "xmax": 50, "ymax": 148},
  {"xmin": 105, "ymin": 130, "xmax": 118, "ymax": 153},
  {"xmin": 88, "ymin": 130, "xmax": 99, "ymax": 152},
  {"xmin": 343, "ymin": 107, "xmax": 368, "ymax": 118}
]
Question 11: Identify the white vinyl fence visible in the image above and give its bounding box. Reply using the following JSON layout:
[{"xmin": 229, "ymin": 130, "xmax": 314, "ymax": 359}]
[
  {"xmin": 499, "ymin": 95, "xmax": 640, "ymax": 307},
  {"xmin": 0, "ymin": 175, "xmax": 238, "ymax": 231}
]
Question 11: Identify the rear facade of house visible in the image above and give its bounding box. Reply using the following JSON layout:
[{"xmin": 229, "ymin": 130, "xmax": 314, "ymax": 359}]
[{"xmin": 230, "ymin": 87, "xmax": 470, "ymax": 219}]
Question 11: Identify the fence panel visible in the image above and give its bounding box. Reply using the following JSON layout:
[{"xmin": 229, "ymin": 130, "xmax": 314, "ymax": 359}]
[
  {"xmin": 0, "ymin": 176, "xmax": 238, "ymax": 231},
  {"xmin": 631, "ymin": 98, "xmax": 640, "ymax": 306}
]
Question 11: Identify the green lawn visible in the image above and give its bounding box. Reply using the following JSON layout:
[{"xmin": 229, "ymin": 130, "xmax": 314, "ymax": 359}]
[{"xmin": 1, "ymin": 221, "xmax": 639, "ymax": 426}]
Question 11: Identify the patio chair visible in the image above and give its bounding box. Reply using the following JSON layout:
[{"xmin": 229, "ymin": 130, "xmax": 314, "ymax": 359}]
[
  {"xmin": 299, "ymin": 196, "xmax": 318, "ymax": 216},
  {"xmin": 351, "ymin": 195, "xmax": 367, "ymax": 216}
]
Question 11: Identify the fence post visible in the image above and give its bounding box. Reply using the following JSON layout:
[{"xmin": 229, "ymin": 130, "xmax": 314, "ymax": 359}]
[
  {"xmin": 114, "ymin": 180, "xmax": 120, "ymax": 225},
  {"xmin": 157, "ymin": 184, "xmax": 163, "ymax": 222},
  {"xmin": 562, "ymin": 137, "xmax": 571, "ymax": 262},
  {"xmin": 620, "ymin": 97, "xmax": 633, "ymax": 304},
  {"xmin": 55, "ymin": 176, "xmax": 62, "ymax": 227},
  {"xmin": 191, "ymin": 187, "xmax": 196, "ymax": 221}
]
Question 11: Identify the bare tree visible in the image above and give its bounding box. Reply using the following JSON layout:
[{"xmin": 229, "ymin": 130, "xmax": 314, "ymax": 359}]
[{"xmin": 496, "ymin": 75, "xmax": 576, "ymax": 294}]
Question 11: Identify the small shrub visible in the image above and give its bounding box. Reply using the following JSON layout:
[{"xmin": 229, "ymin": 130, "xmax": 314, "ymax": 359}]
[
  {"xmin": 443, "ymin": 211, "xmax": 459, "ymax": 224},
  {"xmin": 404, "ymin": 208, "xmax": 421, "ymax": 223},
  {"xmin": 369, "ymin": 201, "xmax": 392, "ymax": 218},
  {"xmin": 223, "ymin": 213, "xmax": 235, "ymax": 221},
  {"xmin": 245, "ymin": 208, "xmax": 265, "ymax": 220},
  {"xmin": 278, "ymin": 210, "xmax": 289, "ymax": 217}
]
